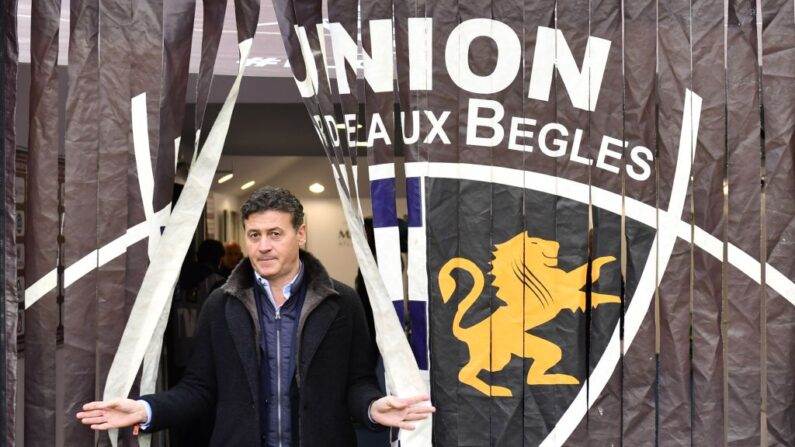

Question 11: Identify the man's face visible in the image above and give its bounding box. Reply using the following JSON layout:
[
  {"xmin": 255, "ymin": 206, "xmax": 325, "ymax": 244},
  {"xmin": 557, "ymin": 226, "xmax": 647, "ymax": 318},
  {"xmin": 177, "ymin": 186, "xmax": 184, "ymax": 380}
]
[{"xmin": 244, "ymin": 210, "xmax": 306, "ymax": 286}]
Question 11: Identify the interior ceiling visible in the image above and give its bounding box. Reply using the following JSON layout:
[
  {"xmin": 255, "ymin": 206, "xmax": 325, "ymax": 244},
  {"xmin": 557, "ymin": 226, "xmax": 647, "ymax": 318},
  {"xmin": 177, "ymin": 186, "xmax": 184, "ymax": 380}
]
[
  {"xmin": 211, "ymin": 156, "xmax": 338, "ymax": 197},
  {"xmin": 209, "ymin": 155, "xmax": 407, "ymax": 200}
]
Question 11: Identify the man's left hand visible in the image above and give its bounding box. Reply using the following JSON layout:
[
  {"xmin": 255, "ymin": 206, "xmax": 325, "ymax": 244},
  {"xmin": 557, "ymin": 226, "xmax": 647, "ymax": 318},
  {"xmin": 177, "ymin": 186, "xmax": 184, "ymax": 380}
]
[{"xmin": 370, "ymin": 394, "xmax": 435, "ymax": 430}]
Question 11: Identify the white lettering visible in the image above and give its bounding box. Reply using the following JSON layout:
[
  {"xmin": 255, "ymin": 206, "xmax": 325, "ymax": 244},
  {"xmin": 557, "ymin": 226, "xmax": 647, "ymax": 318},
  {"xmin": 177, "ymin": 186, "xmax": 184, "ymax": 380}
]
[
  {"xmin": 408, "ymin": 18, "xmax": 433, "ymax": 91},
  {"xmin": 323, "ymin": 115, "xmax": 341, "ymax": 147},
  {"xmin": 312, "ymin": 115, "xmax": 328, "ymax": 146},
  {"xmin": 401, "ymin": 111, "xmax": 421, "ymax": 144},
  {"xmin": 446, "ymin": 19, "xmax": 521, "ymax": 94},
  {"xmin": 596, "ymin": 136, "xmax": 624, "ymax": 173},
  {"xmin": 343, "ymin": 114, "xmax": 358, "ymax": 147},
  {"xmin": 294, "ymin": 26, "xmax": 320, "ymax": 98},
  {"xmin": 367, "ymin": 113, "xmax": 392, "ymax": 147},
  {"xmin": 538, "ymin": 122, "xmax": 568, "ymax": 157},
  {"xmin": 569, "ymin": 129, "xmax": 591, "ymax": 165},
  {"xmin": 628, "ymin": 145, "xmax": 653, "ymax": 181},
  {"xmin": 330, "ymin": 20, "xmax": 393, "ymax": 94},
  {"xmin": 424, "ymin": 110, "xmax": 451, "ymax": 144},
  {"xmin": 508, "ymin": 117, "xmax": 536, "ymax": 152},
  {"xmin": 316, "ymin": 24, "xmax": 331, "ymax": 91},
  {"xmin": 528, "ymin": 26, "xmax": 611, "ymax": 111},
  {"xmin": 466, "ymin": 99, "xmax": 505, "ymax": 147}
]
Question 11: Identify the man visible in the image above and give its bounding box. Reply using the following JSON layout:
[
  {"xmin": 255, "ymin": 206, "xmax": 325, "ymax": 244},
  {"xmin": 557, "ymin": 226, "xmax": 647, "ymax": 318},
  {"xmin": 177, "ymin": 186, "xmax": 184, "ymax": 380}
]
[{"xmin": 77, "ymin": 186, "xmax": 433, "ymax": 446}]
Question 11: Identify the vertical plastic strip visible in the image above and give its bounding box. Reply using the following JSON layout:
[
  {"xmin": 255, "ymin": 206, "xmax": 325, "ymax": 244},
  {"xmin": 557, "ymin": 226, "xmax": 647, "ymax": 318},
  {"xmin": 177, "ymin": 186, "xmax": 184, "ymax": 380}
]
[{"xmin": 24, "ymin": 0, "xmax": 61, "ymax": 443}]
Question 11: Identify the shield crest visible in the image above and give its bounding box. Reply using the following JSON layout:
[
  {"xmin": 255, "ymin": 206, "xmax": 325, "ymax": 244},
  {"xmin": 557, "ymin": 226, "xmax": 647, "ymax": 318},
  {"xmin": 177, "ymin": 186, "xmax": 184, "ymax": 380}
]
[{"xmin": 424, "ymin": 175, "xmax": 654, "ymax": 445}]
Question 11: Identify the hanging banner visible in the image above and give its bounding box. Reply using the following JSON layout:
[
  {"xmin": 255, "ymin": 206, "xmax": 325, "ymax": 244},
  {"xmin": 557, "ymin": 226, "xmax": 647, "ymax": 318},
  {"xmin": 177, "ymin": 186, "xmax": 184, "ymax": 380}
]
[
  {"xmin": 726, "ymin": 1, "xmax": 762, "ymax": 444},
  {"xmin": 95, "ymin": 9, "xmax": 137, "ymax": 447},
  {"xmin": 2, "ymin": 0, "xmax": 19, "ymax": 443},
  {"xmin": 59, "ymin": 0, "xmax": 168, "ymax": 445},
  {"xmin": 275, "ymin": 0, "xmax": 795, "ymax": 445},
  {"xmin": 620, "ymin": 0, "xmax": 658, "ymax": 444},
  {"xmin": 655, "ymin": 1, "xmax": 694, "ymax": 444},
  {"xmin": 274, "ymin": 0, "xmax": 433, "ymax": 444},
  {"xmin": 24, "ymin": 0, "xmax": 61, "ymax": 444},
  {"xmin": 581, "ymin": 0, "xmax": 624, "ymax": 442},
  {"xmin": 690, "ymin": 0, "xmax": 726, "ymax": 443},
  {"xmin": 193, "ymin": 0, "xmax": 228, "ymax": 157},
  {"xmin": 154, "ymin": 0, "xmax": 197, "ymax": 215},
  {"xmin": 103, "ymin": 3, "xmax": 262, "ymax": 446},
  {"xmin": 9, "ymin": 0, "xmax": 795, "ymax": 445},
  {"xmin": 62, "ymin": 0, "xmax": 102, "ymax": 443},
  {"xmin": 760, "ymin": 1, "xmax": 795, "ymax": 444}
]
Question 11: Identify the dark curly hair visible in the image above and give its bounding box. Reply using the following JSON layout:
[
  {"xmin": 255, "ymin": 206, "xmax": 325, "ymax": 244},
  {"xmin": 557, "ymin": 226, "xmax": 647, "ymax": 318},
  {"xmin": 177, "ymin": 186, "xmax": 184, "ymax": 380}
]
[{"xmin": 241, "ymin": 186, "xmax": 304, "ymax": 229}]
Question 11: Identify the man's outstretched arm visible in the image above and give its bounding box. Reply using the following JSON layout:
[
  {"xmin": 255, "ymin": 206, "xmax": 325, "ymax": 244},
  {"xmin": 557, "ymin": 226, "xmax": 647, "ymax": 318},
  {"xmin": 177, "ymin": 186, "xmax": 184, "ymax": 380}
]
[
  {"xmin": 340, "ymin": 281, "xmax": 436, "ymax": 430},
  {"xmin": 75, "ymin": 290, "xmax": 223, "ymax": 432},
  {"xmin": 370, "ymin": 394, "xmax": 435, "ymax": 431},
  {"xmin": 76, "ymin": 398, "xmax": 148, "ymax": 431}
]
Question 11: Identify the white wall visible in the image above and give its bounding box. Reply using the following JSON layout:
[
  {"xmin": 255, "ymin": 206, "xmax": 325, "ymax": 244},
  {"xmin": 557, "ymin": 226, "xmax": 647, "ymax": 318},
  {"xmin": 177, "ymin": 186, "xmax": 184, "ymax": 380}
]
[
  {"xmin": 301, "ymin": 196, "xmax": 407, "ymax": 286},
  {"xmin": 210, "ymin": 192, "xmax": 245, "ymax": 247},
  {"xmin": 301, "ymin": 196, "xmax": 358, "ymax": 286}
]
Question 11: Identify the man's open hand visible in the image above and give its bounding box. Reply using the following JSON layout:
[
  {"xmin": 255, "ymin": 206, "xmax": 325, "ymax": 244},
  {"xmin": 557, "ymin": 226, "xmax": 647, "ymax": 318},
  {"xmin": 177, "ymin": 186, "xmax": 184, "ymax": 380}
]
[
  {"xmin": 76, "ymin": 398, "xmax": 148, "ymax": 431},
  {"xmin": 370, "ymin": 394, "xmax": 435, "ymax": 430}
]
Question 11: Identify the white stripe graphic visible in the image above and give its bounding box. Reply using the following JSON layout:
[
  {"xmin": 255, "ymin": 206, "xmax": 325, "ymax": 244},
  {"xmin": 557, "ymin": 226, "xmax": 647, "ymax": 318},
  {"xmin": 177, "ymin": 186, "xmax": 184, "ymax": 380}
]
[
  {"xmin": 368, "ymin": 163, "xmax": 405, "ymax": 303},
  {"xmin": 374, "ymin": 226, "xmax": 405, "ymax": 302},
  {"xmin": 132, "ymin": 93, "xmax": 154, "ymax": 221},
  {"xmin": 131, "ymin": 93, "xmax": 165, "ymax": 260},
  {"xmin": 25, "ymin": 208, "xmax": 170, "ymax": 310},
  {"xmin": 369, "ymin": 162, "xmax": 396, "ymax": 180},
  {"xmin": 25, "ymin": 93, "xmax": 162, "ymax": 310},
  {"xmin": 406, "ymin": 163, "xmax": 431, "ymax": 388}
]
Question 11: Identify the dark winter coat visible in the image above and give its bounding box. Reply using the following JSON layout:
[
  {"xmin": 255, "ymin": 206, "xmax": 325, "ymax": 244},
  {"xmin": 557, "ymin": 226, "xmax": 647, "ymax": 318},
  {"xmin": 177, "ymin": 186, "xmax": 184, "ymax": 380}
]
[{"xmin": 141, "ymin": 250, "xmax": 383, "ymax": 446}]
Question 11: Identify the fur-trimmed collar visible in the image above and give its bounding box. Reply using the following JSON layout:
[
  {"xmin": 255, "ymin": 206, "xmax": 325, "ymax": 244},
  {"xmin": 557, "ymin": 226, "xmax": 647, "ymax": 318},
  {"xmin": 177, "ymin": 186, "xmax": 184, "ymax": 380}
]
[{"xmin": 222, "ymin": 249, "xmax": 337, "ymax": 299}]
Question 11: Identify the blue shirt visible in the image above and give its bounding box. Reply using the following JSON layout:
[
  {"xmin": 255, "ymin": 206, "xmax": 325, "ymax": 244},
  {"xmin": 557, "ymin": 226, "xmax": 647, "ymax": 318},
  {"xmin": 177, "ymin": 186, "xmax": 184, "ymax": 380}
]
[{"xmin": 253, "ymin": 265, "xmax": 304, "ymax": 310}]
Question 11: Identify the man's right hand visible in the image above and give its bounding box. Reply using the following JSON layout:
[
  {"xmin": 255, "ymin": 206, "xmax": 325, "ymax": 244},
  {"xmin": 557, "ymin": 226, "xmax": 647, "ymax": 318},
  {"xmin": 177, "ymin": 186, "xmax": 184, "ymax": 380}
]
[{"xmin": 76, "ymin": 398, "xmax": 148, "ymax": 431}]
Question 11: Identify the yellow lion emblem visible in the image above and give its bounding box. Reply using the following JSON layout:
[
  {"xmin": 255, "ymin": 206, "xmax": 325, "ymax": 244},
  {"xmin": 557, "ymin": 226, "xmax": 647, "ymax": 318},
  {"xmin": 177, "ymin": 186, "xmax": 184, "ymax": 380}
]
[{"xmin": 438, "ymin": 232, "xmax": 620, "ymax": 397}]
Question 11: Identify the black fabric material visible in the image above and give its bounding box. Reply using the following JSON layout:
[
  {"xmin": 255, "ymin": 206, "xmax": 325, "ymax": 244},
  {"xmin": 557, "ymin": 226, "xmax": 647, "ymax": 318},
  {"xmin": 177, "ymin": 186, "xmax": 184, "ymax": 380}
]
[{"xmin": 141, "ymin": 250, "xmax": 383, "ymax": 446}]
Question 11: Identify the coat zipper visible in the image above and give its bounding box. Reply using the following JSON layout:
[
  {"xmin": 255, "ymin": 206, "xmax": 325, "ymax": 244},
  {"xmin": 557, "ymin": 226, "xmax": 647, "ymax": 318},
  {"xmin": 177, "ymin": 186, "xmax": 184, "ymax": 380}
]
[{"xmin": 275, "ymin": 307, "xmax": 283, "ymax": 447}]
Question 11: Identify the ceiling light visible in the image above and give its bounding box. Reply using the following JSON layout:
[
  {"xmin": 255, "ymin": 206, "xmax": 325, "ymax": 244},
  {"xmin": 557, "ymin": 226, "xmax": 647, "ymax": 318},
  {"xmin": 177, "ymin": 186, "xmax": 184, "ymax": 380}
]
[
  {"xmin": 217, "ymin": 173, "xmax": 234, "ymax": 184},
  {"xmin": 241, "ymin": 181, "xmax": 255, "ymax": 190},
  {"xmin": 309, "ymin": 183, "xmax": 325, "ymax": 194},
  {"xmin": 335, "ymin": 123, "xmax": 363, "ymax": 129}
]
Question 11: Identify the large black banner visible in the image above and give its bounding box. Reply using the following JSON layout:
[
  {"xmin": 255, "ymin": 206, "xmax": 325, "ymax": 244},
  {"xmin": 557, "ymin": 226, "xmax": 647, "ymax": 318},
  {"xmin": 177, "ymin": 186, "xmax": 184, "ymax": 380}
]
[{"xmin": 274, "ymin": 0, "xmax": 795, "ymax": 445}]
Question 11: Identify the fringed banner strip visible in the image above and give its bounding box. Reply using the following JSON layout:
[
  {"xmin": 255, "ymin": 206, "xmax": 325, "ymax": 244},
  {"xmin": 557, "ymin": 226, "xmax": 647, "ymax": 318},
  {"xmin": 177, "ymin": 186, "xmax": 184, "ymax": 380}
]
[
  {"xmin": 24, "ymin": 0, "xmax": 61, "ymax": 444},
  {"xmin": 61, "ymin": 0, "xmax": 101, "ymax": 443},
  {"xmin": 726, "ymin": 1, "xmax": 763, "ymax": 443}
]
